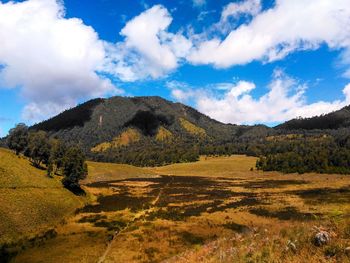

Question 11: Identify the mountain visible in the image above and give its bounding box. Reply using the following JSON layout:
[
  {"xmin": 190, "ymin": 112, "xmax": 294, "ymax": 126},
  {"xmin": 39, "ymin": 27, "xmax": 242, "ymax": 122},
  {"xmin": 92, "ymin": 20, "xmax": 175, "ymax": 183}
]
[
  {"xmin": 31, "ymin": 96, "xmax": 250, "ymax": 153},
  {"xmin": 276, "ymin": 105, "xmax": 350, "ymax": 130},
  {"xmin": 8, "ymin": 95, "xmax": 350, "ymax": 169}
]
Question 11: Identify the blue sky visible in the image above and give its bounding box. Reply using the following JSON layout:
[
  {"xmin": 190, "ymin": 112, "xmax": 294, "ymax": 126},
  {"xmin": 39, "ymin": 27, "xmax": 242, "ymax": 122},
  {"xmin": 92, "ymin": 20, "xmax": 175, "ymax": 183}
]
[{"xmin": 1, "ymin": 0, "xmax": 350, "ymax": 136}]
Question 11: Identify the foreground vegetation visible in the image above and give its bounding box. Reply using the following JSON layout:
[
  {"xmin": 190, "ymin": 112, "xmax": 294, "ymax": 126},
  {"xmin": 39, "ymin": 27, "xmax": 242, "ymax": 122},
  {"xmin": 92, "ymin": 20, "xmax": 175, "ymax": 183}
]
[
  {"xmin": 7, "ymin": 123, "xmax": 88, "ymax": 193},
  {"xmin": 10, "ymin": 155, "xmax": 350, "ymax": 263},
  {"xmin": 0, "ymin": 148, "xmax": 86, "ymax": 261}
]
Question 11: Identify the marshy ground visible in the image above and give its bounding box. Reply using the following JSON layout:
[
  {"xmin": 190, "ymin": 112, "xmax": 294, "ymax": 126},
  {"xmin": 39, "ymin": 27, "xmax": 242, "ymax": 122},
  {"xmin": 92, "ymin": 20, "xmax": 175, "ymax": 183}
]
[{"xmin": 12, "ymin": 156, "xmax": 350, "ymax": 263}]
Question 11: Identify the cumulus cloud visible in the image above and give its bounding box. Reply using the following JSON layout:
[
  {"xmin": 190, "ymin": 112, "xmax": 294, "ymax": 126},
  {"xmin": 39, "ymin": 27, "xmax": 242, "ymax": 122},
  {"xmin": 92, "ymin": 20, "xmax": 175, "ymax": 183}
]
[
  {"xmin": 170, "ymin": 71, "xmax": 350, "ymax": 125},
  {"xmin": 104, "ymin": 5, "xmax": 192, "ymax": 81},
  {"xmin": 166, "ymin": 81, "xmax": 204, "ymax": 103},
  {"xmin": 0, "ymin": 1, "xmax": 191, "ymax": 123},
  {"xmin": 188, "ymin": 0, "xmax": 350, "ymax": 71},
  {"xmin": 2, "ymin": 0, "xmax": 350, "ymax": 126},
  {"xmin": 0, "ymin": 0, "xmax": 121, "ymax": 123}
]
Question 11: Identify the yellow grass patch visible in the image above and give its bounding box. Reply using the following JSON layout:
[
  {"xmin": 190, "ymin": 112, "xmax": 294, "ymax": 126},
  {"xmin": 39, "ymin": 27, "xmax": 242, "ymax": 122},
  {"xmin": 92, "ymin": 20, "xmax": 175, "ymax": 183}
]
[
  {"xmin": 179, "ymin": 118, "xmax": 206, "ymax": 137},
  {"xmin": 85, "ymin": 161, "xmax": 157, "ymax": 184},
  {"xmin": 91, "ymin": 128, "xmax": 141, "ymax": 152},
  {"xmin": 155, "ymin": 126, "xmax": 173, "ymax": 142}
]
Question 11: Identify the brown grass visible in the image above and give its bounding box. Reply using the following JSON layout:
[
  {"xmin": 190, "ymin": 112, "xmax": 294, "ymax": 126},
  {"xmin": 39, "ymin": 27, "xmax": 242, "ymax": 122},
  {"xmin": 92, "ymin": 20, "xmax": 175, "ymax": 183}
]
[{"xmin": 10, "ymin": 155, "xmax": 350, "ymax": 263}]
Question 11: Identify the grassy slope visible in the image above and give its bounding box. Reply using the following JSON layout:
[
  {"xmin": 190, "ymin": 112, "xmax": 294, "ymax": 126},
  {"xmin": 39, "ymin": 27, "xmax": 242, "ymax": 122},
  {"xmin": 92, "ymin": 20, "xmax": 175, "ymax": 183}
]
[
  {"xmin": 84, "ymin": 160, "xmax": 157, "ymax": 184},
  {"xmin": 0, "ymin": 148, "xmax": 85, "ymax": 245},
  {"xmin": 151, "ymin": 155, "xmax": 258, "ymax": 177}
]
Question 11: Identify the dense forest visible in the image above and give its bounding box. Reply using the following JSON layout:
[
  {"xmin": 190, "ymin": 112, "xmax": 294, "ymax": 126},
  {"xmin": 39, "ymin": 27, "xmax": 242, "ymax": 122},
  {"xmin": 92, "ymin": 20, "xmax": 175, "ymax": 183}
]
[{"xmin": 256, "ymin": 131, "xmax": 350, "ymax": 174}]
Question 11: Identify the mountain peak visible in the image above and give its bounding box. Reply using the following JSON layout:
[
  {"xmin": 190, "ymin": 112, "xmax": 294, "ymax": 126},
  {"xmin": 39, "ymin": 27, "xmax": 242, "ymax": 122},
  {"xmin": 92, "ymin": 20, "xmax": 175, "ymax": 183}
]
[{"xmin": 30, "ymin": 96, "xmax": 238, "ymax": 152}]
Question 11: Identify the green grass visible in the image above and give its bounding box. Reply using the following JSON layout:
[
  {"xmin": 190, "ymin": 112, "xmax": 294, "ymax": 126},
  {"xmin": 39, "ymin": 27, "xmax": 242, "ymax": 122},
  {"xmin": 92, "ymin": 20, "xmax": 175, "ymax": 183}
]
[{"xmin": 0, "ymin": 148, "xmax": 85, "ymax": 246}]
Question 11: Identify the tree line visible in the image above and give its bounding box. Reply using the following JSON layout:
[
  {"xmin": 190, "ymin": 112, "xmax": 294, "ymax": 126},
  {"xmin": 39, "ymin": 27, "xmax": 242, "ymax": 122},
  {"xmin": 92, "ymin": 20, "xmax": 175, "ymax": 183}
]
[
  {"xmin": 90, "ymin": 139, "xmax": 199, "ymax": 167},
  {"xmin": 5, "ymin": 123, "xmax": 350, "ymax": 175},
  {"xmin": 256, "ymin": 134, "xmax": 350, "ymax": 174},
  {"xmin": 6, "ymin": 123, "xmax": 87, "ymax": 194}
]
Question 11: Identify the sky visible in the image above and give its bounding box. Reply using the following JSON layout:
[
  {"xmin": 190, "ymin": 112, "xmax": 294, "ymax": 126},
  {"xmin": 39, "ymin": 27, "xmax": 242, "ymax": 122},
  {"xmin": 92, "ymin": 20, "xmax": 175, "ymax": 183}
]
[{"xmin": 1, "ymin": 0, "xmax": 350, "ymax": 137}]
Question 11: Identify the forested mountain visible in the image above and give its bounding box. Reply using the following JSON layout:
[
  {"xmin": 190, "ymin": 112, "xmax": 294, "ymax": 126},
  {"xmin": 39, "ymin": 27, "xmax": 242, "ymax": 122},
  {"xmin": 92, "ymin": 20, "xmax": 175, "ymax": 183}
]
[
  {"xmin": 30, "ymin": 96, "xmax": 242, "ymax": 148},
  {"xmin": 276, "ymin": 105, "xmax": 350, "ymax": 130},
  {"xmin": 26, "ymin": 96, "xmax": 273, "ymax": 165},
  {"xmin": 4, "ymin": 95, "xmax": 349, "ymax": 170}
]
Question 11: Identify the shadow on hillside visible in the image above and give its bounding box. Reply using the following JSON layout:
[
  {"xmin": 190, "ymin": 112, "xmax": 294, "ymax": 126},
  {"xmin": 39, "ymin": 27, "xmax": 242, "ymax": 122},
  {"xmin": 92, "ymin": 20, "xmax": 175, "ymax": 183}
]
[{"xmin": 64, "ymin": 184, "xmax": 86, "ymax": 196}]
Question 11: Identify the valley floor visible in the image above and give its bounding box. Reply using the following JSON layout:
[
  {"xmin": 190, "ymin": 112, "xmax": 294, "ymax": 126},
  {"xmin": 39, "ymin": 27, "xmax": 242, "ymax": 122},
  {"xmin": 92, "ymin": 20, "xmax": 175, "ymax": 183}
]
[{"xmin": 9, "ymin": 156, "xmax": 350, "ymax": 263}]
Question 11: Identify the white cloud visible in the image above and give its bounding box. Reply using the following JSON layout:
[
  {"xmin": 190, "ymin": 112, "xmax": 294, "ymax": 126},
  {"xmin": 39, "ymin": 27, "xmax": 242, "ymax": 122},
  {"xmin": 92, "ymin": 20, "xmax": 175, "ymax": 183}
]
[
  {"xmin": 226, "ymin": 80, "xmax": 255, "ymax": 98},
  {"xmin": 104, "ymin": 5, "xmax": 192, "ymax": 81},
  {"xmin": 221, "ymin": 0, "xmax": 261, "ymax": 21},
  {"xmin": 2, "ymin": 0, "xmax": 350, "ymax": 126},
  {"xmin": 166, "ymin": 81, "xmax": 199, "ymax": 103},
  {"xmin": 0, "ymin": 2, "xmax": 192, "ymax": 123},
  {"xmin": 170, "ymin": 72, "xmax": 350, "ymax": 125},
  {"xmin": 0, "ymin": 0, "xmax": 121, "ymax": 123},
  {"xmin": 188, "ymin": 0, "xmax": 350, "ymax": 71}
]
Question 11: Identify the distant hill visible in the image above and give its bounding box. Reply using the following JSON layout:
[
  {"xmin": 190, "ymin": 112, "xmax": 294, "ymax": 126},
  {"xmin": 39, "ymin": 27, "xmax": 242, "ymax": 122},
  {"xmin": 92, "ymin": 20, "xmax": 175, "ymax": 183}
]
[
  {"xmin": 26, "ymin": 96, "xmax": 276, "ymax": 165},
  {"xmin": 30, "ymin": 96, "xmax": 245, "ymax": 151},
  {"xmin": 276, "ymin": 105, "xmax": 350, "ymax": 130}
]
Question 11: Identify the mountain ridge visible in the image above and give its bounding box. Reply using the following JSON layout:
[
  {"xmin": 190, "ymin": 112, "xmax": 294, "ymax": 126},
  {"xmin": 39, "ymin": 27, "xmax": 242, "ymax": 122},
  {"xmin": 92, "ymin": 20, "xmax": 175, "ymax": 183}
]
[
  {"xmin": 29, "ymin": 96, "xmax": 244, "ymax": 152},
  {"xmin": 276, "ymin": 105, "xmax": 350, "ymax": 130}
]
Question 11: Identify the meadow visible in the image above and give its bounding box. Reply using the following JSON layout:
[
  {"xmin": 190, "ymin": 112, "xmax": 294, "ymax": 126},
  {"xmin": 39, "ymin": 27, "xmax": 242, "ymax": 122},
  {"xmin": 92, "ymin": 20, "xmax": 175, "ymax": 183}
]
[{"xmin": 5, "ymin": 153, "xmax": 350, "ymax": 262}]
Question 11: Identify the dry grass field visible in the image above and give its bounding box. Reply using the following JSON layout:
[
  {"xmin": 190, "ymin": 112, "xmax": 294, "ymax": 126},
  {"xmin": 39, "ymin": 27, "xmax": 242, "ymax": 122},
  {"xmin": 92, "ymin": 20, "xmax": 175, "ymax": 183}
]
[
  {"xmin": 0, "ymin": 148, "xmax": 86, "ymax": 261},
  {"xmin": 6, "ymin": 154, "xmax": 350, "ymax": 262}
]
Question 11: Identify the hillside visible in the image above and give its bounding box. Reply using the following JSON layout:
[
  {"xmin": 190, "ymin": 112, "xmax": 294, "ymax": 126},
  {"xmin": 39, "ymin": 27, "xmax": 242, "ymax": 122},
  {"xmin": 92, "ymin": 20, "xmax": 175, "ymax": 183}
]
[
  {"xmin": 276, "ymin": 105, "xmax": 350, "ymax": 130},
  {"xmin": 25, "ymin": 95, "xmax": 350, "ymax": 168},
  {"xmin": 0, "ymin": 148, "xmax": 85, "ymax": 259},
  {"xmin": 30, "ymin": 96, "xmax": 239, "ymax": 151}
]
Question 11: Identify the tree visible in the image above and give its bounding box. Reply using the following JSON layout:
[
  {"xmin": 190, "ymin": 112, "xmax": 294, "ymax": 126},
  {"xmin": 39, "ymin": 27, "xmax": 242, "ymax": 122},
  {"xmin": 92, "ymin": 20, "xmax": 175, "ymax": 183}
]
[
  {"xmin": 62, "ymin": 146, "xmax": 88, "ymax": 194},
  {"xmin": 26, "ymin": 131, "xmax": 51, "ymax": 167},
  {"xmin": 48, "ymin": 138, "xmax": 66, "ymax": 176},
  {"xmin": 7, "ymin": 123, "xmax": 28, "ymax": 155}
]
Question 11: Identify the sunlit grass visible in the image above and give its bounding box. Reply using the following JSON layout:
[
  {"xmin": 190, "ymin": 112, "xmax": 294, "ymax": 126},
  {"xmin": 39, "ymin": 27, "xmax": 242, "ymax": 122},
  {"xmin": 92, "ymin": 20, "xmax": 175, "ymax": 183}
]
[{"xmin": 7, "ymin": 154, "xmax": 350, "ymax": 262}]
